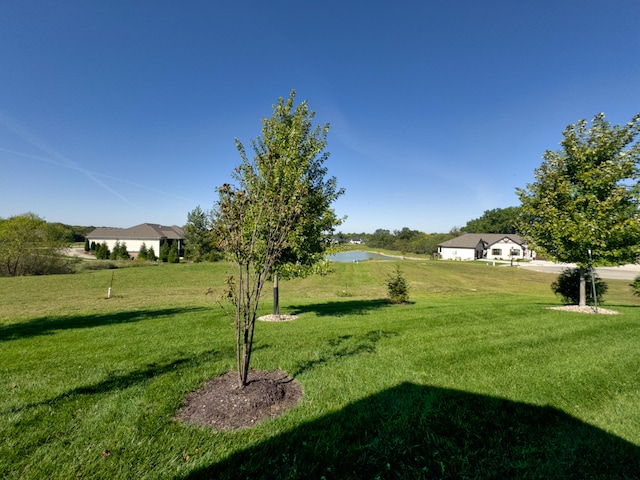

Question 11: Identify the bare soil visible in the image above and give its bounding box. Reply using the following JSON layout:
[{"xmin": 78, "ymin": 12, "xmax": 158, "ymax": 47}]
[{"xmin": 175, "ymin": 370, "xmax": 303, "ymax": 431}]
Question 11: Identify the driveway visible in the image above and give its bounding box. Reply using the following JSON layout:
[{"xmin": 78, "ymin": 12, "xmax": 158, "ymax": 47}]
[{"xmin": 517, "ymin": 260, "xmax": 640, "ymax": 280}]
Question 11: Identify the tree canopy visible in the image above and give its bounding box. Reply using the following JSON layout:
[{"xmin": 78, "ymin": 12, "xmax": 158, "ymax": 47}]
[
  {"xmin": 184, "ymin": 205, "xmax": 218, "ymax": 262},
  {"xmin": 0, "ymin": 213, "xmax": 71, "ymax": 276},
  {"xmin": 363, "ymin": 228, "xmax": 454, "ymax": 256},
  {"xmin": 517, "ymin": 113, "xmax": 640, "ymax": 305},
  {"xmin": 461, "ymin": 207, "xmax": 521, "ymax": 234},
  {"xmin": 213, "ymin": 91, "xmax": 343, "ymax": 386}
]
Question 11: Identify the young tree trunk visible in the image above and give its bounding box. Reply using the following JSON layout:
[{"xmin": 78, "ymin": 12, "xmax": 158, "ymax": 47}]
[
  {"xmin": 273, "ymin": 272, "xmax": 279, "ymax": 315},
  {"xmin": 578, "ymin": 267, "xmax": 587, "ymax": 307}
]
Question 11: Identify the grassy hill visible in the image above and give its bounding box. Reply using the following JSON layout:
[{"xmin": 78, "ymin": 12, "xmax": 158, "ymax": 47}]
[{"xmin": 1, "ymin": 260, "xmax": 639, "ymax": 479}]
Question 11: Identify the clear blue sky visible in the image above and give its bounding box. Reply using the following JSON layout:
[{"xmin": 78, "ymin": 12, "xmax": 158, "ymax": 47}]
[{"xmin": 1, "ymin": 1, "xmax": 638, "ymax": 233}]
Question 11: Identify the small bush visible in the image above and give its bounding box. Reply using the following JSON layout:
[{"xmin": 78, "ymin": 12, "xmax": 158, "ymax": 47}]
[
  {"xmin": 551, "ymin": 267, "xmax": 607, "ymax": 305},
  {"xmin": 95, "ymin": 242, "xmax": 111, "ymax": 260},
  {"xmin": 386, "ymin": 265, "xmax": 409, "ymax": 304},
  {"xmin": 138, "ymin": 242, "xmax": 149, "ymax": 260},
  {"xmin": 630, "ymin": 276, "xmax": 640, "ymax": 296},
  {"xmin": 159, "ymin": 242, "xmax": 170, "ymax": 262},
  {"xmin": 110, "ymin": 241, "xmax": 130, "ymax": 261},
  {"xmin": 168, "ymin": 243, "xmax": 180, "ymax": 263}
]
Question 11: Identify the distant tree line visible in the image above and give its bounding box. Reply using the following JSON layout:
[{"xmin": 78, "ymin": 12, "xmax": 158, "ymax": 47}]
[
  {"xmin": 0, "ymin": 205, "xmax": 523, "ymax": 277},
  {"xmin": 358, "ymin": 228, "xmax": 456, "ymax": 256},
  {"xmin": 460, "ymin": 206, "xmax": 521, "ymax": 234},
  {"xmin": 334, "ymin": 207, "xmax": 522, "ymax": 256},
  {"xmin": 184, "ymin": 203, "xmax": 524, "ymax": 260}
]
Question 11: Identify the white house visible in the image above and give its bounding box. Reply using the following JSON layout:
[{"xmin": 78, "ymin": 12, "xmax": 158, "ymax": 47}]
[
  {"xmin": 87, "ymin": 223, "xmax": 184, "ymax": 257},
  {"xmin": 437, "ymin": 233, "xmax": 534, "ymax": 261}
]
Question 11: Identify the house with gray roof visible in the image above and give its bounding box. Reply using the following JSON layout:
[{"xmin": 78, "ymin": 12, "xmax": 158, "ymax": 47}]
[
  {"xmin": 87, "ymin": 223, "xmax": 184, "ymax": 258},
  {"xmin": 437, "ymin": 233, "xmax": 533, "ymax": 261}
]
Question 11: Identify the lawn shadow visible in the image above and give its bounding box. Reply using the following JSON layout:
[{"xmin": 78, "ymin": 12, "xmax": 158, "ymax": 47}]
[
  {"xmin": 0, "ymin": 306, "xmax": 210, "ymax": 342},
  {"xmin": 286, "ymin": 298, "xmax": 389, "ymax": 317},
  {"xmin": 179, "ymin": 383, "xmax": 640, "ymax": 479},
  {"xmin": 3, "ymin": 347, "xmax": 236, "ymax": 416},
  {"xmin": 291, "ymin": 330, "xmax": 399, "ymax": 376}
]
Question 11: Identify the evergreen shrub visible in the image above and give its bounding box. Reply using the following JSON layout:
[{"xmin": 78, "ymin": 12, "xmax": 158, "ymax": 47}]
[{"xmin": 551, "ymin": 268, "xmax": 607, "ymax": 305}]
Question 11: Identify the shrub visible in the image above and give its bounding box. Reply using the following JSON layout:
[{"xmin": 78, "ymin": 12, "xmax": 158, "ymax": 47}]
[
  {"xmin": 95, "ymin": 242, "xmax": 111, "ymax": 260},
  {"xmin": 147, "ymin": 246, "xmax": 157, "ymax": 262},
  {"xmin": 551, "ymin": 267, "xmax": 607, "ymax": 305},
  {"xmin": 630, "ymin": 275, "xmax": 640, "ymax": 297},
  {"xmin": 110, "ymin": 241, "xmax": 130, "ymax": 260},
  {"xmin": 168, "ymin": 243, "xmax": 180, "ymax": 263},
  {"xmin": 159, "ymin": 242, "xmax": 170, "ymax": 262},
  {"xmin": 138, "ymin": 242, "xmax": 148, "ymax": 260},
  {"xmin": 386, "ymin": 265, "xmax": 409, "ymax": 304}
]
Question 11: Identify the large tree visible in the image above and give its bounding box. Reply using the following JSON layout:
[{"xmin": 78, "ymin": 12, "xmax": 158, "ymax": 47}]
[
  {"xmin": 0, "ymin": 213, "xmax": 71, "ymax": 276},
  {"xmin": 517, "ymin": 113, "xmax": 640, "ymax": 306},
  {"xmin": 213, "ymin": 91, "xmax": 344, "ymax": 387},
  {"xmin": 184, "ymin": 205, "xmax": 218, "ymax": 262}
]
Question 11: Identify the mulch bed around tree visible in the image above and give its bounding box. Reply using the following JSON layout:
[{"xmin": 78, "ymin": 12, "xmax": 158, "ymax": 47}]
[
  {"xmin": 175, "ymin": 370, "xmax": 303, "ymax": 431},
  {"xmin": 257, "ymin": 314, "xmax": 299, "ymax": 322},
  {"xmin": 548, "ymin": 305, "xmax": 619, "ymax": 314}
]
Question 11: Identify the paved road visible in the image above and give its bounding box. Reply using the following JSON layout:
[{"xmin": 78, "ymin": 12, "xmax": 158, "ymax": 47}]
[{"xmin": 516, "ymin": 260, "xmax": 640, "ymax": 280}]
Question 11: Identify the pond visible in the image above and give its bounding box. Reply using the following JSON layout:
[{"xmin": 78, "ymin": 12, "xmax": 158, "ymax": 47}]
[{"xmin": 327, "ymin": 251, "xmax": 397, "ymax": 262}]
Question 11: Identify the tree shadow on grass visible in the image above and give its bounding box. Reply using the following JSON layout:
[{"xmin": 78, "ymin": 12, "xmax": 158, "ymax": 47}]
[
  {"xmin": 3, "ymin": 346, "xmax": 237, "ymax": 416},
  {"xmin": 286, "ymin": 298, "xmax": 390, "ymax": 317},
  {"xmin": 0, "ymin": 306, "xmax": 210, "ymax": 342},
  {"xmin": 291, "ymin": 330, "xmax": 399, "ymax": 377},
  {"xmin": 179, "ymin": 383, "xmax": 640, "ymax": 480}
]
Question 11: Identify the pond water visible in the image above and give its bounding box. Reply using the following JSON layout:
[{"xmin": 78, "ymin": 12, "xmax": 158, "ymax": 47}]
[{"xmin": 327, "ymin": 251, "xmax": 397, "ymax": 262}]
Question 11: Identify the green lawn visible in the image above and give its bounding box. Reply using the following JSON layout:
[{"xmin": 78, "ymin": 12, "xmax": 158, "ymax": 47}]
[{"xmin": 1, "ymin": 260, "xmax": 639, "ymax": 479}]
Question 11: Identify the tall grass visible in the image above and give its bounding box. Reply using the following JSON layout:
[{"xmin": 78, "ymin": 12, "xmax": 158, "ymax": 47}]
[{"xmin": 1, "ymin": 260, "xmax": 639, "ymax": 479}]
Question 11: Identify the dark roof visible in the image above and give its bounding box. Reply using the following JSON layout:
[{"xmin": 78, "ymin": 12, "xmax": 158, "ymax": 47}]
[
  {"xmin": 87, "ymin": 223, "xmax": 184, "ymax": 240},
  {"xmin": 438, "ymin": 233, "xmax": 525, "ymax": 249}
]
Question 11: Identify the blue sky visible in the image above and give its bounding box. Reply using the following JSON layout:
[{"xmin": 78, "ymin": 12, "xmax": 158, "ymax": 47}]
[{"xmin": 1, "ymin": 1, "xmax": 638, "ymax": 233}]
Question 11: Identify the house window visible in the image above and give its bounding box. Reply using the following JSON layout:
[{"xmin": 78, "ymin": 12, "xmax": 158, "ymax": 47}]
[
  {"xmin": 492, "ymin": 248, "xmax": 502, "ymax": 256},
  {"xmin": 511, "ymin": 249, "xmax": 520, "ymax": 256}
]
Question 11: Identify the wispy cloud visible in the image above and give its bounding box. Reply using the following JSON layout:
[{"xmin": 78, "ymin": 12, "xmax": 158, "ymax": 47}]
[{"xmin": 0, "ymin": 112, "xmax": 194, "ymax": 204}]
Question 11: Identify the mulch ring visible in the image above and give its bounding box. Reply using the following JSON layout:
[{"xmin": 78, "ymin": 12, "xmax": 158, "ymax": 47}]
[
  {"xmin": 257, "ymin": 314, "xmax": 299, "ymax": 322},
  {"xmin": 174, "ymin": 370, "xmax": 303, "ymax": 431},
  {"xmin": 547, "ymin": 305, "xmax": 619, "ymax": 314}
]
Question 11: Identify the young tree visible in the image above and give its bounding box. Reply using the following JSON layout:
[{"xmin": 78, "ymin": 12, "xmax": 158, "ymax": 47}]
[
  {"xmin": 213, "ymin": 90, "xmax": 344, "ymax": 387},
  {"xmin": 138, "ymin": 242, "xmax": 148, "ymax": 260},
  {"xmin": 159, "ymin": 241, "xmax": 170, "ymax": 262},
  {"xmin": 147, "ymin": 246, "xmax": 157, "ymax": 261},
  {"xmin": 386, "ymin": 265, "xmax": 409, "ymax": 304},
  {"xmin": 517, "ymin": 113, "xmax": 640, "ymax": 306},
  {"xmin": 110, "ymin": 241, "xmax": 123, "ymax": 260},
  {"xmin": 109, "ymin": 241, "xmax": 130, "ymax": 260},
  {"xmin": 84, "ymin": 238, "xmax": 90, "ymax": 252},
  {"xmin": 96, "ymin": 242, "xmax": 111, "ymax": 260},
  {"xmin": 168, "ymin": 242, "xmax": 180, "ymax": 263}
]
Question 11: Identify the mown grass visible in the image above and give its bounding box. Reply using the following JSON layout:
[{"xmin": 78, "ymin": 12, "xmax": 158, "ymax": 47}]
[{"xmin": 1, "ymin": 260, "xmax": 639, "ymax": 479}]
